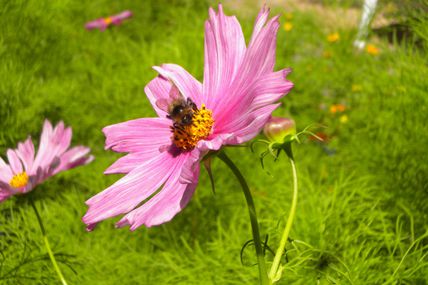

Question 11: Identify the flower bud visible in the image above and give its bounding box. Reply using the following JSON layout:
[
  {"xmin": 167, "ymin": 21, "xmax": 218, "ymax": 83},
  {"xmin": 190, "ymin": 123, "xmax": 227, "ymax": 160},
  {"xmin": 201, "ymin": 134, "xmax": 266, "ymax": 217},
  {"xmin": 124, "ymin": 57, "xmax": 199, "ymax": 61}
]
[{"xmin": 263, "ymin": 117, "xmax": 296, "ymax": 143}]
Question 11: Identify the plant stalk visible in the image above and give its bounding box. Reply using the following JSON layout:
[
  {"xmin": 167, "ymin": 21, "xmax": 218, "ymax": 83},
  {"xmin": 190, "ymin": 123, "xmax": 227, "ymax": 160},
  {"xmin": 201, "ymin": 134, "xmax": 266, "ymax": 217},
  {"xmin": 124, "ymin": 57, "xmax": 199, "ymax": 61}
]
[
  {"xmin": 30, "ymin": 199, "xmax": 68, "ymax": 285},
  {"xmin": 268, "ymin": 143, "xmax": 298, "ymax": 282},
  {"xmin": 218, "ymin": 151, "xmax": 270, "ymax": 285}
]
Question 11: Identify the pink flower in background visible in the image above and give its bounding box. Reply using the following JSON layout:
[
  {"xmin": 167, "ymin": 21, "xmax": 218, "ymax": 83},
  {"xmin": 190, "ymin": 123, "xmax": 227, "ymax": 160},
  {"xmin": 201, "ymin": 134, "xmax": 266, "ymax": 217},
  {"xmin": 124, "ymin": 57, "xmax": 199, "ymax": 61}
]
[
  {"xmin": 0, "ymin": 120, "xmax": 93, "ymax": 202},
  {"xmin": 83, "ymin": 4, "xmax": 293, "ymax": 230},
  {"xmin": 85, "ymin": 10, "xmax": 132, "ymax": 31}
]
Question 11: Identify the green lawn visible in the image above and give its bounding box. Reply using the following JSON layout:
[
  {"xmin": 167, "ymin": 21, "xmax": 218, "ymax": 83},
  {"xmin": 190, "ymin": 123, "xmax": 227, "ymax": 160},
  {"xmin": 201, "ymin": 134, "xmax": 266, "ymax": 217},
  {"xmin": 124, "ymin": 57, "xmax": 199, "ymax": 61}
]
[{"xmin": 1, "ymin": 0, "xmax": 427, "ymax": 284}]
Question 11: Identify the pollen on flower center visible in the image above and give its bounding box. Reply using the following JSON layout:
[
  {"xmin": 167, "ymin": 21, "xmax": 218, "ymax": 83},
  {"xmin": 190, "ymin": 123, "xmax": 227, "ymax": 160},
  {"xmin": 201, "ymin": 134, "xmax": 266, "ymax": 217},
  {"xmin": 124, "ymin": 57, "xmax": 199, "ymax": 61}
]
[
  {"xmin": 172, "ymin": 104, "xmax": 214, "ymax": 150},
  {"xmin": 103, "ymin": 17, "xmax": 113, "ymax": 25},
  {"xmin": 9, "ymin": 172, "xmax": 29, "ymax": 189}
]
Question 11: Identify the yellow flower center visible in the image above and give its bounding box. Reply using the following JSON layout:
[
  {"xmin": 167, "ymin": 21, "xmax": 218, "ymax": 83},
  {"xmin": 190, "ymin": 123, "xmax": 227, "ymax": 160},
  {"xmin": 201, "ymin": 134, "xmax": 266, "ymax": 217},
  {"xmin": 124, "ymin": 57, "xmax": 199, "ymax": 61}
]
[
  {"xmin": 172, "ymin": 104, "xmax": 214, "ymax": 150},
  {"xmin": 9, "ymin": 172, "xmax": 29, "ymax": 189},
  {"xmin": 103, "ymin": 17, "xmax": 113, "ymax": 25}
]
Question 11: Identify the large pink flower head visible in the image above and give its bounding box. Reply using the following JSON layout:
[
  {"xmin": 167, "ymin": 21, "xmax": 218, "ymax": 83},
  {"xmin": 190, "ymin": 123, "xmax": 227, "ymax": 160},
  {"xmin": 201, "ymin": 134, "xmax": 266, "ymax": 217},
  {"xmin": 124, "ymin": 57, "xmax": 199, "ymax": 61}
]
[
  {"xmin": 0, "ymin": 120, "xmax": 93, "ymax": 202},
  {"xmin": 83, "ymin": 5, "xmax": 293, "ymax": 230}
]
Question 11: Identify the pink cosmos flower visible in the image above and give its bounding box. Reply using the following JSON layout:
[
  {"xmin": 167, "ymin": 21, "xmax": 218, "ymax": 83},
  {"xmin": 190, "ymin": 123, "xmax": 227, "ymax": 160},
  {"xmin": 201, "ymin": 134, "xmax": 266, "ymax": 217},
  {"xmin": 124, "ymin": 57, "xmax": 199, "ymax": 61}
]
[
  {"xmin": 85, "ymin": 10, "xmax": 132, "ymax": 31},
  {"xmin": 0, "ymin": 120, "xmax": 93, "ymax": 202},
  {"xmin": 83, "ymin": 5, "xmax": 293, "ymax": 231}
]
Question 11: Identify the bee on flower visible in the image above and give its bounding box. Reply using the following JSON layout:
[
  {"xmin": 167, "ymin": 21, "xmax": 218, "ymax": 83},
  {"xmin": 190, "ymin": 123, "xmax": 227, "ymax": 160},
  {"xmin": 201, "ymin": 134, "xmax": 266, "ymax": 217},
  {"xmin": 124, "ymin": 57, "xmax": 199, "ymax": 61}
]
[{"xmin": 83, "ymin": 5, "xmax": 293, "ymax": 230}]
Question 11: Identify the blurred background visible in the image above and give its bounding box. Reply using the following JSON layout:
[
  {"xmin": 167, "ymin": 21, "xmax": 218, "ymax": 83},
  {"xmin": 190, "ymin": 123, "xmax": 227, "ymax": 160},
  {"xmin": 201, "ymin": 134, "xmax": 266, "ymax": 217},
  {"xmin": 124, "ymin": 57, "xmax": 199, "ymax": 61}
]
[{"xmin": 1, "ymin": 0, "xmax": 427, "ymax": 284}]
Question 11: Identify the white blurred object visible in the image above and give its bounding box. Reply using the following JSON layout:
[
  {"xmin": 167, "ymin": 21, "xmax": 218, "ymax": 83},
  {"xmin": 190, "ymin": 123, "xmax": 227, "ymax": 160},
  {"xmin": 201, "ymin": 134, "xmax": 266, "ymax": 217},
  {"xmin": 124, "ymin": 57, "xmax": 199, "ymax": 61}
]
[{"xmin": 354, "ymin": 0, "xmax": 378, "ymax": 49}]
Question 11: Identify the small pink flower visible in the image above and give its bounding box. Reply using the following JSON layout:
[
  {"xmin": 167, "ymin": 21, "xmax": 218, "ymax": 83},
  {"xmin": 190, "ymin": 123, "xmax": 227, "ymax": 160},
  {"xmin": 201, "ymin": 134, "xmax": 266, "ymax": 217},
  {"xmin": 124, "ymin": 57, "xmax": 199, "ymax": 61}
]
[
  {"xmin": 0, "ymin": 120, "xmax": 93, "ymax": 202},
  {"xmin": 85, "ymin": 10, "xmax": 132, "ymax": 31},
  {"xmin": 83, "ymin": 5, "xmax": 293, "ymax": 231}
]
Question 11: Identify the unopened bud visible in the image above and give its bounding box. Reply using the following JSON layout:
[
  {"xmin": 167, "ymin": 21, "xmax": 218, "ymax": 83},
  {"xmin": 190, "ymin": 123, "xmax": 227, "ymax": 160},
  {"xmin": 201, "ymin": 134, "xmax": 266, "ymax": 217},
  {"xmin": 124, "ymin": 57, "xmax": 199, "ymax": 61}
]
[{"xmin": 263, "ymin": 117, "xmax": 296, "ymax": 143}]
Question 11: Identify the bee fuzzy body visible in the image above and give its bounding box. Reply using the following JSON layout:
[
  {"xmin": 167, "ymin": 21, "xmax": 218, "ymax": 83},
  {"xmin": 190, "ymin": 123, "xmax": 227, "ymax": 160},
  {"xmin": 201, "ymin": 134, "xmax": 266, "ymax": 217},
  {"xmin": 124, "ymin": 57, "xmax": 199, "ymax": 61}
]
[{"xmin": 167, "ymin": 97, "xmax": 198, "ymax": 127}]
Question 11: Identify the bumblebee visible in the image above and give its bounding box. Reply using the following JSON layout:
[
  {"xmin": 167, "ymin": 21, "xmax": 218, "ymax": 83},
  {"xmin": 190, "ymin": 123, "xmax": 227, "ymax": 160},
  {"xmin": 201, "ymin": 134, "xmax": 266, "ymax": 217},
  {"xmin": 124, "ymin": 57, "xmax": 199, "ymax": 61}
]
[{"xmin": 156, "ymin": 86, "xmax": 197, "ymax": 128}]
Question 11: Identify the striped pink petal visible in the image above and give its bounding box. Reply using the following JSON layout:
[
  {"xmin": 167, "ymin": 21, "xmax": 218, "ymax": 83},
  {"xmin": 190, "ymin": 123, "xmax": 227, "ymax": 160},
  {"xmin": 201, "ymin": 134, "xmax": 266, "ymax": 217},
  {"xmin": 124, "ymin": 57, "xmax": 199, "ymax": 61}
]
[
  {"xmin": 7, "ymin": 149, "xmax": 22, "ymax": 174},
  {"xmin": 104, "ymin": 118, "xmax": 172, "ymax": 153},
  {"xmin": 116, "ymin": 161, "xmax": 199, "ymax": 229},
  {"xmin": 16, "ymin": 137, "xmax": 35, "ymax": 172},
  {"xmin": 152, "ymin": 64, "xmax": 203, "ymax": 107},
  {"xmin": 83, "ymin": 150, "xmax": 190, "ymax": 230},
  {"xmin": 203, "ymin": 4, "xmax": 246, "ymax": 108}
]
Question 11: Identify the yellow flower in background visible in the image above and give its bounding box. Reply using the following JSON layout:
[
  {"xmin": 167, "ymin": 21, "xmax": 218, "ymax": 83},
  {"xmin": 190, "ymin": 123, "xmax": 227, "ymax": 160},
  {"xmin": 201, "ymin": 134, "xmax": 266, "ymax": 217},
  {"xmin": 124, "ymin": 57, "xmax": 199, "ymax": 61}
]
[
  {"xmin": 366, "ymin": 44, "xmax": 380, "ymax": 55},
  {"xmin": 283, "ymin": 22, "xmax": 293, "ymax": 32},
  {"xmin": 327, "ymin": 32, "xmax": 340, "ymax": 43},
  {"xmin": 351, "ymin": 84, "xmax": 362, "ymax": 92},
  {"xmin": 339, "ymin": 115, "xmax": 349, "ymax": 124}
]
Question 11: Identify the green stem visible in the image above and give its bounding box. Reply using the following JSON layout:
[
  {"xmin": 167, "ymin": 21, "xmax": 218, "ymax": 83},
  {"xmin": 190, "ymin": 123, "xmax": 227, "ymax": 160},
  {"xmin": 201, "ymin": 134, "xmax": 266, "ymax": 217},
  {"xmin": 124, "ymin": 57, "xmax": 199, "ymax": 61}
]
[
  {"xmin": 30, "ymin": 199, "xmax": 68, "ymax": 285},
  {"xmin": 218, "ymin": 151, "xmax": 270, "ymax": 285},
  {"xmin": 268, "ymin": 143, "xmax": 298, "ymax": 282}
]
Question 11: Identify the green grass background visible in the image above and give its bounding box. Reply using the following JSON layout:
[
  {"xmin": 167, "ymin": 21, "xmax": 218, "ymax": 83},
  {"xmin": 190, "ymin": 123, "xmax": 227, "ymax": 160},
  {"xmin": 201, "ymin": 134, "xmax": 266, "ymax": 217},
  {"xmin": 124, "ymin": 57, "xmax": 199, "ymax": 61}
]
[{"xmin": 1, "ymin": 0, "xmax": 427, "ymax": 284}]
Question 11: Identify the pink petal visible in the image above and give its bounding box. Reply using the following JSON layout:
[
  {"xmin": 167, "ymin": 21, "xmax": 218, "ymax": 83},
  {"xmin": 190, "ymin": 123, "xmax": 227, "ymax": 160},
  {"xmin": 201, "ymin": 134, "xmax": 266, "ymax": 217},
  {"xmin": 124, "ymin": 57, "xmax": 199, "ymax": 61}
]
[
  {"xmin": 85, "ymin": 19, "xmax": 108, "ymax": 31},
  {"xmin": 211, "ymin": 13, "xmax": 280, "ymax": 124},
  {"xmin": 198, "ymin": 104, "xmax": 280, "ymax": 151},
  {"xmin": 104, "ymin": 148, "xmax": 161, "ymax": 174},
  {"xmin": 144, "ymin": 75, "xmax": 173, "ymax": 117},
  {"xmin": 246, "ymin": 13, "xmax": 279, "ymax": 75},
  {"xmin": 216, "ymin": 69, "xmax": 293, "ymax": 133},
  {"xmin": 179, "ymin": 148, "xmax": 203, "ymax": 184},
  {"xmin": 28, "ymin": 167, "xmax": 44, "ymax": 190},
  {"xmin": 249, "ymin": 5, "xmax": 271, "ymax": 48},
  {"xmin": 0, "ymin": 187, "xmax": 12, "ymax": 202},
  {"xmin": 53, "ymin": 146, "xmax": 93, "ymax": 175},
  {"xmin": 225, "ymin": 103, "xmax": 281, "ymax": 143},
  {"xmin": 197, "ymin": 133, "xmax": 234, "ymax": 152},
  {"xmin": 0, "ymin": 157, "xmax": 13, "ymax": 183},
  {"xmin": 52, "ymin": 122, "xmax": 72, "ymax": 156},
  {"xmin": 32, "ymin": 120, "xmax": 73, "ymax": 175},
  {"xmin": 152, "ymin": 64, "xmax": 203, "ymax": 107},
  {"xmin": 32, "ymin": 119, "xmax": 53, "ymax": 172},
  {"xmin": 251, "ymin": 69, "xmax": 293, "ymax": 109},
  {"xmin": 103, "ymin": 117, "xmax": 172, "ymax": 153},
  {"xmin": 7, "ymin": 149, "xmax": 22, "ymax": 174},
  {"xmin": 16, "ymin": 137, "xmax": 35, "ymax": 173},
  {"xmin": 203, "ymin": 4, "xmax": 246, "ymax": 108},
  {"xmin": 117, "ymin": 161, "xmax": 199, "ymax": 229},
  {"xmin": 83, "ymin": 151, "xmax": 189, "ymax": 229}
]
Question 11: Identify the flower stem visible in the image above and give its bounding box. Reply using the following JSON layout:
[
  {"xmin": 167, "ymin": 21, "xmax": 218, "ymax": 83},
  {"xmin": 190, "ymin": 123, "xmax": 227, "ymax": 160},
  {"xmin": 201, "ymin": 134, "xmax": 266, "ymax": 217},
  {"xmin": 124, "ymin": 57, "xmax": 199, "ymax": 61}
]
[
  {"xmin": 268, "ymin": 143, "xmax": 298, "ymax": 282},
  {"xmin": 30, "ymin": 199, "xmax": 68, "ymax": 285},
  {"xmin": 218, "ymin": 151, "xmax": 270, "ymax": 285}
]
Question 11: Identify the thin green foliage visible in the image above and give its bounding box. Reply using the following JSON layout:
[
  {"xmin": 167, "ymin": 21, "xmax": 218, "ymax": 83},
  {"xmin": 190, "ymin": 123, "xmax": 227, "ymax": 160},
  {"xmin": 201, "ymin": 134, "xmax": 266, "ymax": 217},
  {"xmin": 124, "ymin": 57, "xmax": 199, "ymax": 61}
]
[{"xmin": 0, "ymin": 0, "xmax": 427, "ymax": 284}]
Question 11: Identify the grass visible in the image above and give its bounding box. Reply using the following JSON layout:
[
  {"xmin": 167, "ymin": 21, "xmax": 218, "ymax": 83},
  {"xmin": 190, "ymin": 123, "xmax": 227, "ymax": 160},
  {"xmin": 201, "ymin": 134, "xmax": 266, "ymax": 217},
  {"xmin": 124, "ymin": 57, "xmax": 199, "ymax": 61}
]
[{"xmin": 1, "ymin": 0, "xmax": 428, "ymax": 284}]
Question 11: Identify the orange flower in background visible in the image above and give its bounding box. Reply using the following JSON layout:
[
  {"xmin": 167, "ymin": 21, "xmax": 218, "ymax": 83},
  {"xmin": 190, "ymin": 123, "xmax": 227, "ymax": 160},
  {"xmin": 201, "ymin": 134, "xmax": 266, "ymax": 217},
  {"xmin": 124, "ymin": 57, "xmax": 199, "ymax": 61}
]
[
  {"xmin": 283, "ymin": 22, "xmax": 293, "ymax": 32},
  {"xmin": 327, "ymin": 32, "xmax": 340, "ymax": 43},
  {"xmin": 330, "ymin": 104, "xmax": 346, "ymax": 114},
  {"xmin": 366, "ymin": 44, "xmax": 379, "ymax": 55}
]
